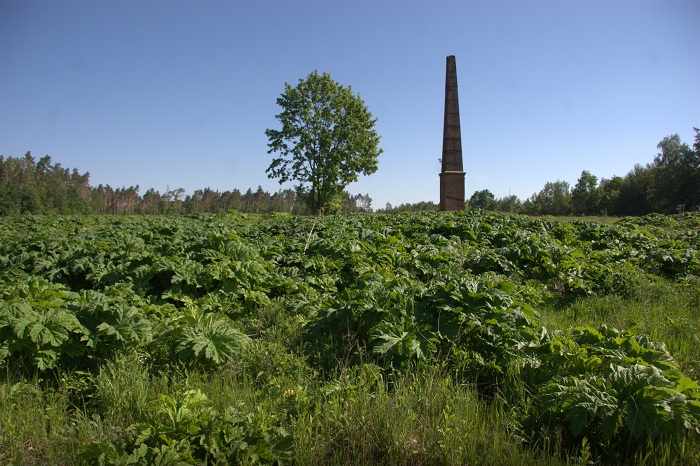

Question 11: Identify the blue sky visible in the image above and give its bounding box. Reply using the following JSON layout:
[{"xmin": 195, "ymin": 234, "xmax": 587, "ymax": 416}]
[{"xmin": 1, "ymin": 0, "xmax": 698, "ymax": 209}]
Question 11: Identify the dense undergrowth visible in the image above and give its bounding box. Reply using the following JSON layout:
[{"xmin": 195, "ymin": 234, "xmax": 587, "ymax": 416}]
[{"xmin": 1, "ymin": 211, "xmax": 699, "ymax": 465}]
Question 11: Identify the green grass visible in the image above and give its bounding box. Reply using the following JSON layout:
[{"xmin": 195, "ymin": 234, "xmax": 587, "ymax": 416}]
[
  {"xmin": 539, "ymin": 276, "xmax": 700, "ymax": 383},
  {"xmin": 293, "ymin": 364, "xmax": 570, "ymax": 466},
  {"xmin": 1, "ymin": 361, "xmax": 571, "ymax": 466}
]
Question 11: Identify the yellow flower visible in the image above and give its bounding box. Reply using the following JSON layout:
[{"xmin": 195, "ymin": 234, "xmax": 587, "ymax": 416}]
[{"xmin": 283, "ymin": 389, "xmax": 296, "ymax": 398}]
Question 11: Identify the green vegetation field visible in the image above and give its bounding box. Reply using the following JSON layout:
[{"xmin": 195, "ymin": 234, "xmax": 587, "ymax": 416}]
[{"xmin": 1, "ymin": 211, "xmax": 699, "ymax": 465}]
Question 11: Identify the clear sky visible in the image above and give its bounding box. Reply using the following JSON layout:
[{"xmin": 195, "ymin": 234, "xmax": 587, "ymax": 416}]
[{"xmin": 1, "ymin": 0, "xmax": 698, "ymax": 209}]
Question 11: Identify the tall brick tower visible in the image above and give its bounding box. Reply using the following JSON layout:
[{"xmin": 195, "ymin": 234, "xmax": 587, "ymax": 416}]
[{"xmin": 439, "ymin": 55, "xmax": 465, "ymax": 211}]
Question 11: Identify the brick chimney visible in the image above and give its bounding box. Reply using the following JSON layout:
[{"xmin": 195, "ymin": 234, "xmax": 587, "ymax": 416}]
[{"xmin": 439, "ymin": 55, "xmax": 465, "ymax": 211}]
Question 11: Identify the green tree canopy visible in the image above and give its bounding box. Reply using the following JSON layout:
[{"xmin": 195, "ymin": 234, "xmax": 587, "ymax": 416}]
[
  {"xmin": 495, "ymin": 194, "xmax": 522, "ymax": 213},
  {"xmin": 648, "ymin": 130, "xmax": 700, "ymax": 213},
  {"xmin": 468, "ymin": 189, "xmax": 497, "ymax": 210},
  {"xmin": 265, "ymin": 71, "xmax": 382, "ymax": 214},
  {"xmin": 524, "ymin": 180, "xmax": 571, "ymax": 216},
  {"xmin": 571, "ymin": 170, "xmax": 600, "ymax": 216}
]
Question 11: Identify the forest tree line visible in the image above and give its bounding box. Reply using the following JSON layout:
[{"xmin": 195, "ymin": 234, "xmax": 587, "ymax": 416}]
[
  {"xmin": 1, "ymin": 129, "xmax": 697, "ymax": 217},
  {"xmin": 464, "ymin": 129, "xmax": 700, "ymax": 216},
  {"xmin": 0, "ymin": 153, "xmax": 373, "ymax": 216}
]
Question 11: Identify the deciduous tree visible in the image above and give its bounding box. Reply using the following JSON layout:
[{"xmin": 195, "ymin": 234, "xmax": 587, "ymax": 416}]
[
  {"xmin": 265, "ymin": 71, "xmax": 382, "ymax": 214},
  {"xmin": 571, "ymin": 170, "xmax": 600, "ymax": 216},
  {"xmin": 648, "ymin": 130, "xmax": 700, "ymax": 213},
  {"xmin": 468, "ymin": 189, "xmax": 497, "ymax": 210}
]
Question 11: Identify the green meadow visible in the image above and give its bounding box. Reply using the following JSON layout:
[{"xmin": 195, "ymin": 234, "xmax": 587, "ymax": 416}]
[{"xmin": 1, "ymin": 211, "xmax": 699, "ymax": 465}]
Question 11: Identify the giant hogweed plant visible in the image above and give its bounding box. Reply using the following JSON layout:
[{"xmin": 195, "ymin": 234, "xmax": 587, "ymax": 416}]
[
  {"xmin": 72, "ymin": 285, "xmax": 154, "ymax": 361},
  {"xmin": 83, "ymin": 388, "xmax": 293, "ymax": 465},
  {"xmin": 0, "ymin": 272, "xmax": 166, "ymax": 372},
  {"xmin": 305, "ymin": 268, "xmax": 700, "ymax": 460},
  {"xmin": 421, "ymin": 276, "xmax": 700, "ymax": 458},
  {"xmin": 2, "ymin": 212, "xmax": 700, "ymax": 463},
  {"xmin": 305, "ymin": 271, "xmax": 542, "ymax": 377},
  {"xmin": 422, "ymin": 275, "xmax": 544, "ymax": 390},
  {"xmin": 514, "ymin": 325, "xmax": 700, "ymax": 460},
  {"xmin": 0, "ymin": 273, "xmax": 89, "ymax": 371},
  {"xmin": 0, "ymin": 272, "xmax": 252, "ymax": 373},
  {"xmin": 303, "ymin": 271, "xmax": 436, "ymax": 371},
  {"xmin": 160, "ymin": 295, "xmax": 251, "ymax": 368}
]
